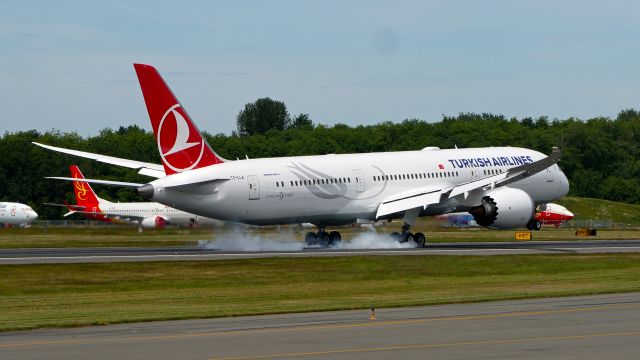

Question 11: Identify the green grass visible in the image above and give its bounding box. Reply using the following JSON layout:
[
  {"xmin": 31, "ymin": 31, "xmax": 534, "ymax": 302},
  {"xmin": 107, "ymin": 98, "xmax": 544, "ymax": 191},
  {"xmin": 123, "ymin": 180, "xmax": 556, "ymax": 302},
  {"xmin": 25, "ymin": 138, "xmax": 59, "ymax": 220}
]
[
  {"xmin": 556, "ymin": 196, "xmax": 640, "ymax": 225},
  {"xmin": 2, "ymin": 254, "xmax": 640, "ymax": 331},
  {"xmin": 0, "ymin": 227, "xmax": 213, "ymax": 248}
]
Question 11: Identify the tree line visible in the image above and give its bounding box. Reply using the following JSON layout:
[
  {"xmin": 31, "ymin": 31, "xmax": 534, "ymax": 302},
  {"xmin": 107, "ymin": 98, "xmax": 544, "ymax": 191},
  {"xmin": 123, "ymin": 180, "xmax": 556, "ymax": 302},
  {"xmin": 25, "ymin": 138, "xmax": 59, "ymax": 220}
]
[{"xmin": 0, "ymin": 99, "xmax": 638, "ymax": 219}]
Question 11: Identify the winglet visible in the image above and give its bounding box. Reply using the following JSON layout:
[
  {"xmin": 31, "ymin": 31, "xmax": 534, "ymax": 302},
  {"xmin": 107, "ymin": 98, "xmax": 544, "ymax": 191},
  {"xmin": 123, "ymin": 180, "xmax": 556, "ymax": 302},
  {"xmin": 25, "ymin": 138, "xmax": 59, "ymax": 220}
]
[{"xmin": 133, "ymin": 63, "xmax": 224, "ymax": 175}]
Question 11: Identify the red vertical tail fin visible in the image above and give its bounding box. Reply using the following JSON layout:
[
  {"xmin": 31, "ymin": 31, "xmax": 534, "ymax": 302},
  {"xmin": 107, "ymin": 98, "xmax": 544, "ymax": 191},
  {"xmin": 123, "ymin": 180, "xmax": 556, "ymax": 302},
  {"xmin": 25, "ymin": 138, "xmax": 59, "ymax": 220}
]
[
  {"xmin": 70, "ymin": 165, "xmax": 100, "ymax": 207},
  {"xmin": 133, "ymin": 63, "xmax": 224, "ymax": 175}
]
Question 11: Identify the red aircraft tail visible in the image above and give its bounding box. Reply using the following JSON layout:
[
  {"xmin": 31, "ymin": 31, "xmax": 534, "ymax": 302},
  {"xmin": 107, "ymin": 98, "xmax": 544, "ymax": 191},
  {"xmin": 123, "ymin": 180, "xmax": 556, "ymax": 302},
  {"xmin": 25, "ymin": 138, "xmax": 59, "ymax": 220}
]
[
  {"xmin": 70, "ymin": 165, "xmax": 100, "ymax": 207},
  {"xmin": 133, "ymin": 63, "xmax": 224, "ymax": 175}
]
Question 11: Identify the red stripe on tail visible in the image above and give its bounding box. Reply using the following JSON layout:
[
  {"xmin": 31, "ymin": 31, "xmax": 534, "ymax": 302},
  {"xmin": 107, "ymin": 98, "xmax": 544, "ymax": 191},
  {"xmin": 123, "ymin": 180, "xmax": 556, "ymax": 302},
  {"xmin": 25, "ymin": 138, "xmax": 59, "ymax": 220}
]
[{"xmin": 133, "ymin": 63, "xmax": 224, "ymax": 175}]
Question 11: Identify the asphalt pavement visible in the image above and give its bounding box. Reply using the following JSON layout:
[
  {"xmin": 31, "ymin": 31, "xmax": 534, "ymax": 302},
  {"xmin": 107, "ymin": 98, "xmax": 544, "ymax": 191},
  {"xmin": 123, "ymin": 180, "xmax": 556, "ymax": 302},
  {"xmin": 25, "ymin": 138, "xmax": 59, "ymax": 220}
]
[
  {"xmin": 2, "ymin": 292, "xmax": 640, "ymax": 359},
  {"xmin": 2, "ymin": 239, "xmax": 640, "ymax": 264}
]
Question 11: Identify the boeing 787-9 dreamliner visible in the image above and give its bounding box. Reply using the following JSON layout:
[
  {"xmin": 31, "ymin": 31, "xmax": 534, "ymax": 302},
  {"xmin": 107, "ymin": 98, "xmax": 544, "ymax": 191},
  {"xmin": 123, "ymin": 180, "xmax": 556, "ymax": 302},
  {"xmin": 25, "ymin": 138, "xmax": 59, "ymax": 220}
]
[{"xmin": 36, "ymin": 64, "xmax": 569, "ymax": 246}]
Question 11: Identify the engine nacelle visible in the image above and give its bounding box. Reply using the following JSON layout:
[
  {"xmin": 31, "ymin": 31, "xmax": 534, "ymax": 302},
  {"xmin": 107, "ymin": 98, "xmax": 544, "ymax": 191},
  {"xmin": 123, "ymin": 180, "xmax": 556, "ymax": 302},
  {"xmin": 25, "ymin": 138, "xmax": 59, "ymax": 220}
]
[
  {"xmin": 469, "ymin": 187, "xmax": 534, "ymax": 229},
  {"xmin": 140, "ymin": 216, "xmax": 168, "ymax": 228}
]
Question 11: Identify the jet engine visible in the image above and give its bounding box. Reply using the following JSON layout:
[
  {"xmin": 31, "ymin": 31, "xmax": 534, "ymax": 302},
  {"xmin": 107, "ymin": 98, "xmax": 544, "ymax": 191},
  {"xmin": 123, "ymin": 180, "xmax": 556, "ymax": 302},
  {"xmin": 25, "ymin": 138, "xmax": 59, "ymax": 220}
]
[
  {"xmin": 468, "ymin": 187, "xmax": 534, "ymax": 229},
  {"xmin": 141, "ymin": 216, "xmax": 168, "ymax": 228}
]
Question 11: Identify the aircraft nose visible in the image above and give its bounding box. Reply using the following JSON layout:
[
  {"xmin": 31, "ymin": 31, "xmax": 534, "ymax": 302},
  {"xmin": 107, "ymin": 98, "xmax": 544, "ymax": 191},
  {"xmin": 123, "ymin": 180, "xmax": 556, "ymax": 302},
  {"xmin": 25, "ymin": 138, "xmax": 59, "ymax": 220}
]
[
  {"xmin": 558, "ymin": 169, "xmax": 570, "ymax": 197},
  {"xmin": 566, "ymin": 210, "xmax": 574, "ymax": 220},
  {"xmin": 29, "ymin": 210, "xmax": 38, "ymax": 220}
]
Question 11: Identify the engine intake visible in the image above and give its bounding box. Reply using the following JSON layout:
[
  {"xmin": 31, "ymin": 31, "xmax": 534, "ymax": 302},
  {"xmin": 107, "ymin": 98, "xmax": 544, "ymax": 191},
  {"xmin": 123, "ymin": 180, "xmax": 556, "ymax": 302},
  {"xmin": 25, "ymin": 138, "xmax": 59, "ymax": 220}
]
[{"xmin": 469, "ymin": 187, "xmax": 534, "ymax": 229}]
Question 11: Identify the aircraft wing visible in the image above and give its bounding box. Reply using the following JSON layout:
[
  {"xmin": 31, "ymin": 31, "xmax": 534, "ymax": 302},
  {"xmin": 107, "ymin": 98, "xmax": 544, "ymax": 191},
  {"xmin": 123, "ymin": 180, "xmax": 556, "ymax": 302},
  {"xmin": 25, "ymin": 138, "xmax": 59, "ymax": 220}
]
[
  {"xmin": 376, "ymin": 148, "xmax": 562, "ymax": 219},
  {"xmin": 376, "ymin": 187, "xmax": 446, "ymax": 219},
  {"xmin": 33, "ymin": 142, "xmax": 166, "ymax": 178}
]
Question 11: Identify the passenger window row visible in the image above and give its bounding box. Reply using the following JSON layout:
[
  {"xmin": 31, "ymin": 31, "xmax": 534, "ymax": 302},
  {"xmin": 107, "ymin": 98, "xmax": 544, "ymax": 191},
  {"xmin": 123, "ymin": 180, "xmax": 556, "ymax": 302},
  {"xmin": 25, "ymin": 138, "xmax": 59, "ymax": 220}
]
[
  {"xmin": 373, "ymin": 171, "xmax": 459, "ymax": 182},
  {"xmin": 276, "ymin": 178, "xmax": 352, "ymax": 188},
  {"xmin": 484, "ymin": 169, "xmax": 503, "ymax": 175}
]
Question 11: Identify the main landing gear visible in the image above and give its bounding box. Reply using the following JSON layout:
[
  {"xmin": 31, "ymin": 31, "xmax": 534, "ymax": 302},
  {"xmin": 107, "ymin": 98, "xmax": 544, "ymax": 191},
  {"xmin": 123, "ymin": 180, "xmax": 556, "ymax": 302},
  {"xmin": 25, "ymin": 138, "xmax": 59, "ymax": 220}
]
[
  {"xmin": 389, "ymin": 207, "xmax": 426, "ymax": 247},
  {"xmin": 305, "ymin": 225, "xmax": 342, "ymax": 248},
  {"xmin": 391, "ymin": 223, "xmax": 426, "ymax": 247}
]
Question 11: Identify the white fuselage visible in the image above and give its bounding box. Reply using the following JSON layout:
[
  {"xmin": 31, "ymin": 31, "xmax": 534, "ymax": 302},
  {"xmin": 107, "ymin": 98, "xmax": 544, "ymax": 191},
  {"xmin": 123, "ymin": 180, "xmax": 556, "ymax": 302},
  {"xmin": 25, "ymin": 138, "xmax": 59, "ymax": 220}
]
[
  {"xmin": 0, "ymin": 202, "xmax": 38, "ymax": 226},
  {"xmin": 95, "ymin": 199, "xmax": 220, "ymax": 227},
  {"xmin": 146, "ymin": 147, "xmax": 570, "ymax": 226}
]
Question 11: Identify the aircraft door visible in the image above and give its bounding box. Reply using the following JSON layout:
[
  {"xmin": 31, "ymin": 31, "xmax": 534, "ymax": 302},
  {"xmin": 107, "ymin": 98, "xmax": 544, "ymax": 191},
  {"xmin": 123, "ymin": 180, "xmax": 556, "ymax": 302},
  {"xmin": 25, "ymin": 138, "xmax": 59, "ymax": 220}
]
[
  {"xmin": 353, "ymin": 169, "xmax": 365, "ymax": 193},
  {"xmin": 247, "ymin": 175, "xmax": 260, "ymax": 200}
]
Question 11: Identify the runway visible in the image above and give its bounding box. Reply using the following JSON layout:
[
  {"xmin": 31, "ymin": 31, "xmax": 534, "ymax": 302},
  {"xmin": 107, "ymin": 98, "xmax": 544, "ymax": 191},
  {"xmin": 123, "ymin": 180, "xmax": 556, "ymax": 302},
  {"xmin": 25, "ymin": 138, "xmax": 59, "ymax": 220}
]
[
  {"xmin": 2, "ymin": 239, "xmax": 640, "ymax": 264},
  {"xmin": 1, "ymin": 292, "xmax": 639, "ymax": 359}
]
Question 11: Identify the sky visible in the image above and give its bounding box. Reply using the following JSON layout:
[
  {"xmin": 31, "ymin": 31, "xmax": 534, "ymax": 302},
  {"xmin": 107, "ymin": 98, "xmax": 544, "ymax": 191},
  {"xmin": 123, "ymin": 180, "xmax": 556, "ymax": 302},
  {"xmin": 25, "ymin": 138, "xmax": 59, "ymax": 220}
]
[{"xmin": 1, "ymin": 0, "xmax": 639, "ymax": 136}]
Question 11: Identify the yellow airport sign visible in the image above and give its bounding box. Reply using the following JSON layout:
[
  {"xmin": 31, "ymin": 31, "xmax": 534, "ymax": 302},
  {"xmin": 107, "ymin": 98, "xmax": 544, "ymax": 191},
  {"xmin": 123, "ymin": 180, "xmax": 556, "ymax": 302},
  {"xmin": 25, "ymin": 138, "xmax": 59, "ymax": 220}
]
[{"xmin": 515, "ymin": 231, "xmax": 532, "ymax": 241}]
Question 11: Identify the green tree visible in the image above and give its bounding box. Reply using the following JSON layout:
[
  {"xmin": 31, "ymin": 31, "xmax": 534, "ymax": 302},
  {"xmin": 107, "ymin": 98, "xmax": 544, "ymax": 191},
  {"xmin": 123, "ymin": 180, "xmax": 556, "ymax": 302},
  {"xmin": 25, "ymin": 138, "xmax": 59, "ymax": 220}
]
[
  {"xmin": 236, "ymin": 98, "xmax": 291, "ymax": 136},
  {"xmin": 289, "ymin": 113, "xmax": 314, "ymax": 130}
]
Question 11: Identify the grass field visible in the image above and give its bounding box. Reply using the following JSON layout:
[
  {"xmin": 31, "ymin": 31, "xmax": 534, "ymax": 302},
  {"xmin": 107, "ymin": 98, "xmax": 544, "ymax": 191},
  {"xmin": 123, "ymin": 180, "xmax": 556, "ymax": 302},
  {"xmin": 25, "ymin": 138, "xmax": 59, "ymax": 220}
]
[
  {"xmin": 556, "ymin": 196, "xmax": 640, "ymax": 225},
  {"xmin": 2, "ymin": 254, "xmax": 640, "ymax": 331}
]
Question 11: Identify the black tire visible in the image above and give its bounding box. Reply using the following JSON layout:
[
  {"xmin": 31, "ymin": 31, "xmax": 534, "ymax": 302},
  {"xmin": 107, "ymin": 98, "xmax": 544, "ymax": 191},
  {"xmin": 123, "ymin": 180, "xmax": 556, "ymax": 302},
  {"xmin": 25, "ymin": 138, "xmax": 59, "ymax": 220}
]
[
  {"xmin": 526, "ymin": 221, "xmax": 534, "ymax": 230},
  {"xmin": 317, "ymin": 231, "xmax": 330, "ymax": 247},
  {"xmin": 329, "ymin": 231, "xmax": 342, "ymax": 246},
  {"xmin": 304, "ymin": 232, "xmax": 317, "ymax": 246},
  {"xmin": 414, "ymin": 232, "xmax": 426, "ymax": 247},
  {"xmin": 399, "ymin": 232, "xmax": 414, "ymax": 243},
  {"xmin": 390, "ymin": 232, "xmax": 401, "ymax": 240},
  {"xmin": 534, "ymin": 221, "xmax": 542, "ymax": 231}
]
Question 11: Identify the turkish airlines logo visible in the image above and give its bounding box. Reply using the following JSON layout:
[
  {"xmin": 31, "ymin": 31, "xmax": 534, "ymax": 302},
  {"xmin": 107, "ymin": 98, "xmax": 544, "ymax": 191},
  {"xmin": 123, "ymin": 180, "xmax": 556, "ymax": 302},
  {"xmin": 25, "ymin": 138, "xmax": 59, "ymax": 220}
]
[
  {"xmin": 157, "ymin": 104, "xmax": 205, "ymax": 172},
  {"xmin": 73, "ymin": 172, "xmax": 88, "ymax": 201}
]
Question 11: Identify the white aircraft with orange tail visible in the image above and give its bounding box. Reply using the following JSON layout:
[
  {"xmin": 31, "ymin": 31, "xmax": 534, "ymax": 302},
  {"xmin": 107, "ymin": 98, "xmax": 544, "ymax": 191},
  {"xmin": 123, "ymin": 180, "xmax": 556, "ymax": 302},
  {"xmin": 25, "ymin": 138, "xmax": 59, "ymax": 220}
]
[
  {"xmin": 46, "ymin": 165, "xmax": 219, "ymax": 228},
  {"xmin": 37, "ymin": 64, "xmax": 569, "ymax": 246}
]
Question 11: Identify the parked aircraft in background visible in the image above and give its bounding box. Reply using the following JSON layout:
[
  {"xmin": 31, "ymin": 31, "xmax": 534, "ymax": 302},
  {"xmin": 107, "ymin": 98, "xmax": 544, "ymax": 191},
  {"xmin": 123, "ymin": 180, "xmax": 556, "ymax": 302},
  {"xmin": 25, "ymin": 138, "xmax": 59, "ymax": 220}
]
[
  {"xmin": 530, "ymin": 203, "xmax": 574, "ymax": 229},
  {"xmin": 37, "ymin": 64, "xmax": 569, "ymax": 247},
  {"xmin": 46, "ymin": 165, "xmax": 220, "ymax": 228},
  {"xmin": 0, "ymin": 202, "xmax": 38, "ymax": 227},
  {"xmin": 439, "ymin": 202, "xmax": 574, "ymax": 230}
]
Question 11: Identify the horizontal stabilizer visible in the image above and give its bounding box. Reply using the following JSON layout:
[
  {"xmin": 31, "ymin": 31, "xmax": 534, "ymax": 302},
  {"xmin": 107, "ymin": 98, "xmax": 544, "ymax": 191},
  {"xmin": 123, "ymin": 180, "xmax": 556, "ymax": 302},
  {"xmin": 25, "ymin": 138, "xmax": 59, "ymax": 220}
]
[
  {"xmin": 46, "ymin": 177, "xmax": 144, "ymax": 188},
  {"xmin": 33, "ymin": 142, "xmax": 166, "ymax": 178},
  {"xmin": 43, "ymin": 202, "xmax": 87, "ymax": 210}
]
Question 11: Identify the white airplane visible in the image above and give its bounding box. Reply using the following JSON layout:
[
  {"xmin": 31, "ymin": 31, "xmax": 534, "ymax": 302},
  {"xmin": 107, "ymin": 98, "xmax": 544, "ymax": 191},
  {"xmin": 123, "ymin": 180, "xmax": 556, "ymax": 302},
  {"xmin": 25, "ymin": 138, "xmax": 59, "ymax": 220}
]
[
  {"xmin": 0, "ymin": 202, "xmax": 38, "ymax": 227},
  {"xmin": 46, "ymin": 165, "xmax": 220, "ymax": 228},
  {"xmin": 37, "ymin": 63, "xmax": 569, "ymax": 246}
]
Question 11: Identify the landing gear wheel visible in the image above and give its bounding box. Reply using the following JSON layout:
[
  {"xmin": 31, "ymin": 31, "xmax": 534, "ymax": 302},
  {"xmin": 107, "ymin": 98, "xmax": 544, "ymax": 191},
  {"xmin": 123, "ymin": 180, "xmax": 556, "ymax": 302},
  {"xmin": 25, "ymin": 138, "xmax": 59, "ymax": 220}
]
[
  {"xmin": 317, "ymin": 231, "xmax": 330, "ymax": 247},
  {"xmin": 526, "ymin": 221, "xmax": 534, "ymax": 230},
  {"xmin": 414, "ymin": 232, "xmax": 426, "ymax": 247},
  {"xmin": 305, "ymin": 232, "xmax": 317, "ymax": 246},
  {"xmin": 398, "ymin": 232, "xmax": 414, "ymax": 243},
  {"xmin": 329, "ymin": 231, "xmax": 342, "ymax": 246},
  {"xmin": 534, "ymin": 220, "xmax": 542, "ymax": 231}
]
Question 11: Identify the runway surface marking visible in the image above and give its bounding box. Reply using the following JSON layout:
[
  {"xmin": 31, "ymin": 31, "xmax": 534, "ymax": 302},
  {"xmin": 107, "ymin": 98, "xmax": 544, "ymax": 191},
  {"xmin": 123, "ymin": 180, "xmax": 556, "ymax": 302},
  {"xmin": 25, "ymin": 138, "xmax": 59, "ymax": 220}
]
[
  {"xmin": 2, "ymin": 302, "xmax": 638, "ymax": 349},
  {"xmin": 3, "ymin": 245, "xmax": 640, "ymax": 264},
  {"xmin": 207, "ymin": 330, "xmax": 640, "ymax": 360}
]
